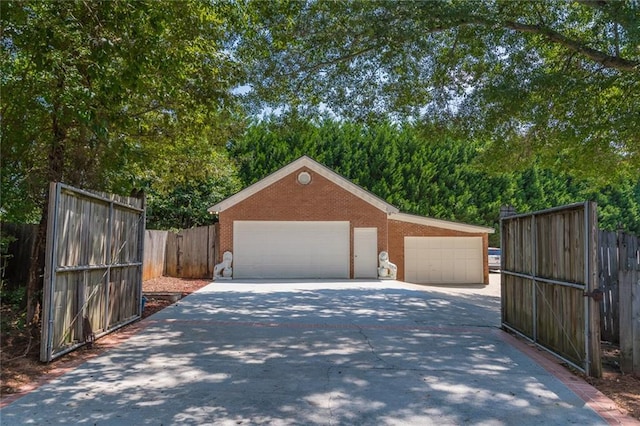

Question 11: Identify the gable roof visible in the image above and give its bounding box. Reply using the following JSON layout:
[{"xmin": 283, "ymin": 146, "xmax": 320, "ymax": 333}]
[
  {"xmin": 209, "ymin": 155, "xmax": 400, "ymax": 214},
  {"xmin": 389, "ymin": 212, "xmax": 495, "ymax": 234}
]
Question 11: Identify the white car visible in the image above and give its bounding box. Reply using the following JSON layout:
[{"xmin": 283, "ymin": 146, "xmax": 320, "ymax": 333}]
[{"xmin": 488, "ymin": 247, "xmax": 501, "ymax": 272}]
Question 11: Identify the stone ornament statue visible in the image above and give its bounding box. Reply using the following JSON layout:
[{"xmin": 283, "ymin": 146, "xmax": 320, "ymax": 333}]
[
  {"xmin": 378, "ymin": 251, "xmax": 397, "ymax": 280},
  {"xmin": 214, "ymin": 251, "xmax": 233, "ymax": 280}
]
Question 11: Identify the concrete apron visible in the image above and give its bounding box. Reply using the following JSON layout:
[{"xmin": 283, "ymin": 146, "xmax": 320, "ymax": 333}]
[{"xmin": 0, "ymin": 278, "xmax": 617, "ymax": 425}]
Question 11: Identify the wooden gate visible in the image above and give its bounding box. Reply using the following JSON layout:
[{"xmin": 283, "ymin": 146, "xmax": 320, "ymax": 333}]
[
  {"xmin": 501, "ymin": 202, "xmax": 601, "ymax": 377},
  {"xmin": 40, "ymin": 183, "xmax": 145, "ymax": 362}
]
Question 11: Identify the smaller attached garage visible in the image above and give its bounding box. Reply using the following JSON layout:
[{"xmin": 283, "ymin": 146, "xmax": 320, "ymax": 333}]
[
  {"xmin": 388, "ymin": 213, "xmax": 494, "ymax": 285},
  {"xmin": 404, "ymin": 236, "xmax": 484, "ymax": 284}
]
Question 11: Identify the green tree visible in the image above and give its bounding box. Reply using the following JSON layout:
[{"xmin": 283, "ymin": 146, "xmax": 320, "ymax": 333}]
[
  {"xmin": 230, "ymin": 116, "xmax": 640, "ymax": 246},
  {"xmin": 238, "ymin": 0, "xmax": 640, "ymax": 181},
  {"xmin": 146, "ymin": 154, "xmax": 242, "ymax": 230},
  {"xmin": 1, "ymin": 1, "xmax": 244, "ymax": 324},
  {"xmin": 588, "ymin": 181, "xmax": 640, "ymax": 233}
]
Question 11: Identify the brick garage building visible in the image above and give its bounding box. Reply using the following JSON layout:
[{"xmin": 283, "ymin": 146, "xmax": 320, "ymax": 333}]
[{"xmin": 209, "ymin": 156, "xmax": 494, "ymax": 284}]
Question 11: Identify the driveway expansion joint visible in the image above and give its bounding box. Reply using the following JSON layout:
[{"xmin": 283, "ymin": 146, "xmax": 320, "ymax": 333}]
[{"xmin": 354, "ymin": 324, "xmax": 395, "ymax": 368}]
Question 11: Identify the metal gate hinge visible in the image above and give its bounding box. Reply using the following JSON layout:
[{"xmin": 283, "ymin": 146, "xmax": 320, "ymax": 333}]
[{"xmin": 583, "ymin": 288, "xmax": 604, "ymax": 302}]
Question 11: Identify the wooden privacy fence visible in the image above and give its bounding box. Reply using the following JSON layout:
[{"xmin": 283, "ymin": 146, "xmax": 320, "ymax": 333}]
[
  {"xmin": 2, "ymin": 225, "xmax": 216, "ymax": 286},
  {"xmin": 41, "ymin": 183, "xmax": 145, "ymax": 362},
  {"xmin": 501, "ymin": 202, "xmax": 601, "ymax": 377},
  {"xmin": 140, "ymin": 226, "xmax": 220, "ymax": 281},
  {"xmin": 599, "ymin": 230, "xmax": 640, "ymax": 375},
  {"xmin": 165, "ymin": 225, "xmax": 218, "ymax": 278}
]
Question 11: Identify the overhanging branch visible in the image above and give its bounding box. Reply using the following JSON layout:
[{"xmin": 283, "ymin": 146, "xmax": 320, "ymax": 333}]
[{"xmin": 503, "ymin": 20, "xmax": 639, "ymax": 72}]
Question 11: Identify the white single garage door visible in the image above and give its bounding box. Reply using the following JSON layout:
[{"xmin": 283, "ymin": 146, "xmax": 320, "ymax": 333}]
[
  {"xmin": 233, "ymin": 221, "xmax": 350, "ymax": 279},
  {"xmin": 405, "ymin": 236, "xmax": 483, "ymax": 284}
]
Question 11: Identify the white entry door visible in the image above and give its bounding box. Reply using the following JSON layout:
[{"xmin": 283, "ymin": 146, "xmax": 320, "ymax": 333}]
[
  {"xmin": 404, "ymin": 236, "xmax": 483, "ymax": 284},
  {"xmin": 233, "ymin": 221, "xmax": 350, "ymax": 279},
  {"xmin": 354, "ymin": 228, "xmax": 378, "ymax": 278}
]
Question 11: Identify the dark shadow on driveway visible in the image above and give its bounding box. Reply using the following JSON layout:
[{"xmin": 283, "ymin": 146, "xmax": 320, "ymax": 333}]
[{"xmin": 0, "ymin": 282, "xmax": 606, "ymax": 425}]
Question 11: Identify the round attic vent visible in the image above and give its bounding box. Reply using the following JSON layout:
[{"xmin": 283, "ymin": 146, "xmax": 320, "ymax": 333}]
[{"xmin": 297, "ymin": 171, "xmax": 312, "ymax": 185}]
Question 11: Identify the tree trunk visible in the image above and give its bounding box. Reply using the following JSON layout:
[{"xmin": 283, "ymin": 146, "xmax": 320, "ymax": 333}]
[
  {"xmin": 25, "ymin": 211, "xmax": 48, "ymax": 327},
  {"xmin": 25, "ymin": 82, "xmax": 67, "ymax": 326}
]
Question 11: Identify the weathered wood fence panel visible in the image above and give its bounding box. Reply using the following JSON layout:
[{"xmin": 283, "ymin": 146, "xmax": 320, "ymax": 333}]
[
  {"xmin": 143, "ymin": 230, "xmax": 168, "ymax": 281},
  {"xmin": 501, "ymin": 202, "xmax": 601, "ymax": 377},
  {"xmin": 182, "ymin": 225, "xmax": 217, "ymax": 278},
  {"xmin": 165, "ymin": 225, "xmax": 217, "ymax": 278},
  {"xmin": 618, "ymin": 232, "xmax": 640, "ymax": 375},
  {"xmin": 502, "ymin": 216, "xmax": 533, "ymax": 275},
  {"xmin": 598, "ymin": 230, "xmax": 640, "ymax": 375},
  {"xmin": 41, "ymin": 183, "xmax": 145, "ymax": 362},
  {"xmin": 599, "ymin": 230, "xmax": 620, "ymax": 343},
  {"xmin": 502, "ymin": 274, "xmax": 534, "ymax": 337}
]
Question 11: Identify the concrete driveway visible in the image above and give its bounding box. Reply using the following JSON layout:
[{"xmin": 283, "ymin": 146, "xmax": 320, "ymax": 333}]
[{"xmin": 0, "ymin": 277, "xmax": 626, "ymax": 425}]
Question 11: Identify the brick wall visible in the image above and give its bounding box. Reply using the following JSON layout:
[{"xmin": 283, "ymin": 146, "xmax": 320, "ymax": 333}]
[
  {"xmin": 388, "ymin": 219, "xmax": 489, "ymax": 284},
  {"xmin": 218, "ymin": 167, "xmax": 389, "ymax": 278}
]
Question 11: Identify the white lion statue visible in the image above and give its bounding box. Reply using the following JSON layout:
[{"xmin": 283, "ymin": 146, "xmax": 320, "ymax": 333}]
[
  {"xmin": 214, "ymin": 251, "xmax": 233, "ymax": 280},
  {"xmin": 378, "ymin": 251, "xmax": 397, "ymax": 280}
]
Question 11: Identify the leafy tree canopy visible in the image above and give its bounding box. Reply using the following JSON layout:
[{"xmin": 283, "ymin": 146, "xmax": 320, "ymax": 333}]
[
  {"xmin": 237, "ymin": 0, "xmax": 640, "ymax": 182},
  {"xmin": 1, "ymin": 0, "xmax": 245, "ymax": 223},
  {"xmin": 146, "ymin": 153, "xmax": 241, "ymax": 230},
  {"xmin": 229, "ymin": 116, "xmax": 640, "ymax": 245},
  {"xmin": 1, "ymin": 0, "xmax": 245, "ymax": 323}
]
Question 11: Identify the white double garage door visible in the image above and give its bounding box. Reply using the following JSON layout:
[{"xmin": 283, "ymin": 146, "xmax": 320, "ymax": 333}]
[
  {"xmin": 233, "ymin": 221, "xmax": 377, "ymax": 279},
  {"xmin": 233, "ymin": 221, "xmax": 483, "ymax": 284}
]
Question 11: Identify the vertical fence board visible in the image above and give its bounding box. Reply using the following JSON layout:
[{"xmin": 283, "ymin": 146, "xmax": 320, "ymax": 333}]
[
  {"xmin": 108, "ymin": 268, "xmax": 119, "ymax": 326},
  {"xmin": 165, "ymin": 232, "xmax": 180, "ymax": 277},
  {"xmin": 211, "ymin": 224, "xmax": 218, "ymax": 278},
  {"xmin": 587, "ymin": 204, "xmax": 602, "ymax": 377}
]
